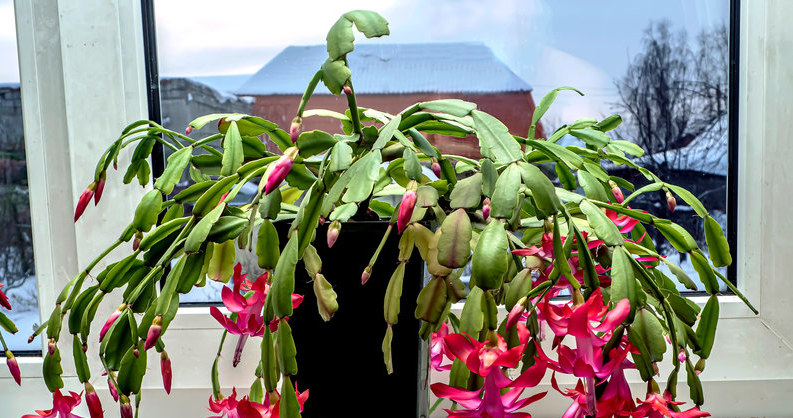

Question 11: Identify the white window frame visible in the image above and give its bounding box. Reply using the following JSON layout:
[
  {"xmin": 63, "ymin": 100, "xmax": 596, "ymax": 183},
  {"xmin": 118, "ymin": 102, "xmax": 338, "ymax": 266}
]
[{"xmin": 3, "ymin": 1, "xmax": 792, "ymax": 417}]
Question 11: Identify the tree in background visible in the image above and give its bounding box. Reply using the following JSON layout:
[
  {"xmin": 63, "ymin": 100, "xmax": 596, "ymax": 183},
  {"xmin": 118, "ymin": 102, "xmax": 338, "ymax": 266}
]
[{"xmin": 614, "ymin": 21, "xmax": 728, "ymax": 176}]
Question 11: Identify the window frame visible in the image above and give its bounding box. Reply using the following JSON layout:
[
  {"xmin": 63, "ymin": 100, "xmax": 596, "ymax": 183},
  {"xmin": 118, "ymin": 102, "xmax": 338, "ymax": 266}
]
[{"xmin": 3, "ymin": 1, "xmax": 793, "ymax": 417}]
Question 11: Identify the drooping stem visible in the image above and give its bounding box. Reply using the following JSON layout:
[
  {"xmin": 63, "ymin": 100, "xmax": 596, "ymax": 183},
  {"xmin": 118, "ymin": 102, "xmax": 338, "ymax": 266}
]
[
  {"xmin": 296, "ymin": 70, "xmax": 323, "ymax": 118},
  {"xmin": 211, "ymin": 330, "xmax": 229, "ymax": 400}
]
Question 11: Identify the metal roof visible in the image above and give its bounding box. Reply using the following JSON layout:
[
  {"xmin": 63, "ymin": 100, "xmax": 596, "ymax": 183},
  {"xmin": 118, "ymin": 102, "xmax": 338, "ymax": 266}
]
[{"xmin": 236, "ymin": 43, "xmax": 531, "ymax": 96}]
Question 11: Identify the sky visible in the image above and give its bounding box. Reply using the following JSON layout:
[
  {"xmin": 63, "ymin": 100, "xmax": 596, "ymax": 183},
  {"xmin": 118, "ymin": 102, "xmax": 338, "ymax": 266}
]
[{"xmin": 0, "ymin": 0, "xmax": 728, "ymax": 122}]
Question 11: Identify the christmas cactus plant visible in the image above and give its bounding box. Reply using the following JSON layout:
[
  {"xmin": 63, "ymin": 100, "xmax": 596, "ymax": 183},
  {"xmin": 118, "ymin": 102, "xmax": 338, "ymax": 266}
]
[{"xmin": 12, "ymin": 9, "xmax": 756, "ymax": 418}]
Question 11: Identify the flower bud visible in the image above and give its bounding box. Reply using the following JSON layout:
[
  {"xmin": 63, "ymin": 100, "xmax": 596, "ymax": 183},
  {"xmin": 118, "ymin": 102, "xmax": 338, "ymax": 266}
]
[
  {"xmin": 397, "ymin": 182, "xmax": 418, "ymax": 234},
  {"xmin": 74, "ymin": 182, "xmax": 97, "ymax": 222},
  {"xmin": 678, "ymin": 349, "xmax": 687, "ymax": 363},
  {"xmin": 482, "ymin": 197, "xmax": 491, "ymax": 221},
  {"xmin": 133, "ymin": 231, "xmax": 143, "ymax": 251},
  {"xmin": 264, "ymin": 148, "xmax": 297, "ymax": 195},
  {"xmin": 100, "ymin": 304, "xmax": 126, "ymax": 342},
  {"xmin": 695, "ymin": 358, "xmax": 706, "ymax": 375},
  {"xmin": 326, "ymin": 221, "xmax": 341, "ymax": 248},
  {"xmin": 85, "ymin": 381, "xmax": 104, "ymax": 418},
  {"xmin": 343, "ymin": 84, "xmax": 352, "ymax": 95},
  {"xmin": 361, "ymin": 265, "xmax": 372, "ymax": 285},
  {"xmin": 318, "ymin": 216, "xmax": 325, "ymax": 226},
  {"xmin": 506, "ymin": 300, "xmax": 526, "ymax": 330},
  {"xmin": 145, "ymin": 315, "xmax": 163, "ymax": 350},
  {"xmin": 289, "ymin": 117, "xmax": 302, "ymax": 143},
  {"xmin": 120, "ymin": 395, "xmax": 133, "ymax": 418},
  {"xmin": 185, "ymin": 125, "xmax": 194, "ymax": 135},
  {"xmin": 48, "ymin": 338, "xmax": 57, "ymax": 356},
  {"xmin": 609, "ymin": 180, "xmax": 624, "ymax": 203},
  {"xmin": 666, "ymin": 191, "xmax": 676, "ymax": 212},
  {"xmin": 430, "ymin": 158, "xmax": 441, "ymax": 178},
  {"xmin": 313, "ymin": 274, "xmax": 338, "ymax": 322},
  {"xmin": 160, "ymin": 350, "xmax": 172, "ymax": 394},
  {"xmin": 107, "ymin": 374, "xmax": 119, "ymax": 402},
  {"xmin": 94, "ymin": 172, "xmax": 106, "ymax": 206},
  {"xmin": 5, "ymin": 350, "xmax": 20, "ymax": 385}
]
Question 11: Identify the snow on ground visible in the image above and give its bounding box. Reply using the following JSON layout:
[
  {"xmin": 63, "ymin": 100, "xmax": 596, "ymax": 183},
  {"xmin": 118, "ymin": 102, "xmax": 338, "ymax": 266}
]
[{"xmin": 1, "ymin": 276, "xmax": 42, "ymax": 352}]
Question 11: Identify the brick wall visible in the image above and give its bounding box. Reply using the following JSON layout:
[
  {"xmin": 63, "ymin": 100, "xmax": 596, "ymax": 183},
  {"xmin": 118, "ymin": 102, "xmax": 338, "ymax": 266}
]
[{"xmin": 251, "ymin": 91, "xmax": 544, "ymax": 159}]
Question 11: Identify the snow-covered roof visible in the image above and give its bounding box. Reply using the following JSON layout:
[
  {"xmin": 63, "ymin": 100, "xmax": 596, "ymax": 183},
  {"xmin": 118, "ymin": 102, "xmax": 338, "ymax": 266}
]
[
  {"xmin": 630, "ymin": 131, "xmax": 728, "ymax": 177},
  {"xmin": 237, "ymin": 43, "xmax": 531, "ymax": 96}
]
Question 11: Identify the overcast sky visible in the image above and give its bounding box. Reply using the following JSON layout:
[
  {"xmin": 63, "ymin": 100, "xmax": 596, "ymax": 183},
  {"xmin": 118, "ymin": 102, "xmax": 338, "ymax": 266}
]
[{"xmin": 0, "ymin": 0, "xmax": 727, "ymax": 121}]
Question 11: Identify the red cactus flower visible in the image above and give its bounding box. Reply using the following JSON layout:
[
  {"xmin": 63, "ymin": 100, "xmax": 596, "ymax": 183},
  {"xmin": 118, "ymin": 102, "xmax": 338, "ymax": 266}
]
[
  {"xmin": 94, "ymin": 172, "xmax": 106, "ymax": 206},
  {"xmin": 74, "ymin": 183, "xmax": 97, "ymax": 222},
  {"xmin": 0, "ymin": 283, "xmax": 11, "ymax": 310},
  {"xmin": 119, "ymin": 395, "xmax": 133, "ymax": 418},
  {"xmin": 22, "ymin": 389, "xmax": 83, "ymax": 418},
  {"xmin": 160, "ymin": 350, "xmax": 172, "ymax": 394},
  {"xmin": 144, "ymin": 315, "xmax": 163, "ymax": 350}
]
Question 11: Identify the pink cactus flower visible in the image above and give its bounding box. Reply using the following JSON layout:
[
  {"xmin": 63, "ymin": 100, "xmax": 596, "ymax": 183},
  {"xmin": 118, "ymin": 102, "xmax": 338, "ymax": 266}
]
[
  {"xmin": 208, "ymin": 386, "xmax": 309, "ymax": 418},
  {"xmin": 210, "ymin": 265, "xmax": 302, "ymax": 366},
  {"xmin": 264, "ymin": 148, "xmax": 297, "ymax": 195},
  {"xmin": 326, "ymin": 220, "xmax": 341, "ymax": 248},
  {"xmin": 397, "ymin": 190, "xmax": 417, "ymax": 234},
  {"xmin": 99, "ymin": 304, "xmax": 126, "ymax": 342},
  {"xmin": 431, "ymin": 159, "xmax": 442, "ymax": 178},
  {"xmin": 482, "ymin": 197, "xmax": 491, "ymax": 221},
  {"xmin": 431, "ymin": 323, "xmax": 548, "ymax": 417},
  {"xmin": 610, "ymin": 181, "xmax": 624, "ymax": 203},
  {"xmin": 629, "ymin": 391, "xmax": 710, "ymax": 418},
  {"xmin": 5, "ymin": 350, "xmax": 20, "ymax": 385},
  {"xmin": 289, "ymin": 117, "xmax": 302, "ymax": 143},
  {"xmin": 22, "ymin": 389, "xmax": 84, "ymax": 418},
  {"xmin": 666, "ymin": 191, "xmax": 677, "ymax": 213},
  {"xmin": 84, "ymin": 382, "xmax": 104, "ymax": 418},
  {"xmin": 429, "ymin": 322, "xmax": 453, "ymax": 371}
]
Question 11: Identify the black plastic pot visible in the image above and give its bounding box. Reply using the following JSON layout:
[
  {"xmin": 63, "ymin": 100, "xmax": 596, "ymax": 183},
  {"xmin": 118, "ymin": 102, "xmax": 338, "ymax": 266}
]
[{"xmin": 282, "ymin": 221, "xmax": 428, "ymax": 417}]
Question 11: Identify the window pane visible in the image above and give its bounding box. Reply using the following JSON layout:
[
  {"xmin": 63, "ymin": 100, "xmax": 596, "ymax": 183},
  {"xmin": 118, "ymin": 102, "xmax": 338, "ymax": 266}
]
[
  {"xmin": 1, "ymin": 0, "xmax": 41, "ymax": 352},
  {"xmin": 154, "ymin": 0, "xmax": 731, "ymax": 302}
]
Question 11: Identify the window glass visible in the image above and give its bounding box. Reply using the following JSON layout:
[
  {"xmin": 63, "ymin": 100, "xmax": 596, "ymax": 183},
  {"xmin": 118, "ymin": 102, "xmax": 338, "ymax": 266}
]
[
  {"xmin": 154, "ymin": 0, "xmax": 730, "ymax": 302},
  {"xmin": 0, "ymin": 0, "xmax": 41, "ymax": 352}
]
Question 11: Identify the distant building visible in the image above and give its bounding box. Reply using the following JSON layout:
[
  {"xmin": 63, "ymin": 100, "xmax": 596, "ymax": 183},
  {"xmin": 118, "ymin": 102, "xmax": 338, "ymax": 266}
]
[
  {"xmin": 237, "ymin": 43, "xmax": 543, "ymax": 158},
  {"xmin": 160, "ymin": 77, "xmax": 253, "ymax": 135}
]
